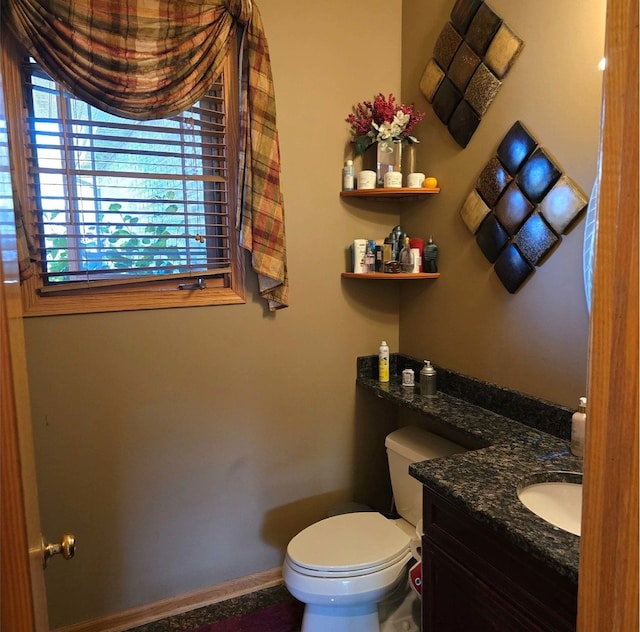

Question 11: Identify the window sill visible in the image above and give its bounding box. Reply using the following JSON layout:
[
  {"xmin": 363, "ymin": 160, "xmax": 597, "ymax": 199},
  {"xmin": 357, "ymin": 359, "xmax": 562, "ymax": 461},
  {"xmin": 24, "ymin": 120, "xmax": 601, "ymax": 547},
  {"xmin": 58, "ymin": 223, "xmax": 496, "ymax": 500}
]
[{"xmin": 20, "ymin": 276, "xmax": 246, "ymax": 316}]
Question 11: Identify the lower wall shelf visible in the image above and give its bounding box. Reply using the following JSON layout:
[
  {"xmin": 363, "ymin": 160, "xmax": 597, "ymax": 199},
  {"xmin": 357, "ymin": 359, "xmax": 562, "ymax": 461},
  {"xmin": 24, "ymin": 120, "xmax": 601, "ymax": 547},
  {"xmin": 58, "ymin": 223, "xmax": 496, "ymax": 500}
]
[{"xmin": 341, "ymin": 272, "xmax": 440, "ymax": 280}]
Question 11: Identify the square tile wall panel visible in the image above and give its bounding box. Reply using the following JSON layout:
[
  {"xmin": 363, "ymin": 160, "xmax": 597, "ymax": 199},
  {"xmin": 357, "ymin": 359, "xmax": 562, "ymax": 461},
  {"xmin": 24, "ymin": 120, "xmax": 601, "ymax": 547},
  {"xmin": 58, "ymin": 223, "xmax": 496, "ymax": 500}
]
[
  {"xmin": 421, "ymin": 0, "xmax": 524, "ymax": 147},
  {"xmin": 460, "ymin": 121, "xmax": 588, "ymax": 292}
]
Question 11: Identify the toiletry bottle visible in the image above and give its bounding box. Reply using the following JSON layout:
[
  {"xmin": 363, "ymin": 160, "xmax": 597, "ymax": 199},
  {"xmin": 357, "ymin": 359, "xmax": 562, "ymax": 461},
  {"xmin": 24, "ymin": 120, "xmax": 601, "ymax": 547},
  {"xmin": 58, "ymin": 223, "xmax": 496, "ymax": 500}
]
[
  {"xmin": 399, "ymin": 236, "xmax": 414, "ymax": 272},
  {"xmin": 420, "ymin": 360, "xmax": 437, "ymax": 396},
  {"xmin": 409, "ymin": 237, "xmax": 424, "ymax": 272},
  {"xmin": 352, "ymin": 239, "xmax": 368, "ymax": 273},
  {"xmin": 390, "ymin": 225, "xmax": 405, "ymax": 260},
  {"xmin": 423, "ymin": 235, "xmax": 439, "ymax": 273},
  {"xmin": 378, "ymin": 341, "xmax": 390, "ymax": 383},
  {"xmin": 364, "ymin": 240, "xmax": 376, "ymax": 273},
  {"xmin": 571, "ymin": 397, "xmax": 587, "ymax": 457},
  {"xmin": 342, "ymin": 160, "xmax": 354, "ymax": 191}
]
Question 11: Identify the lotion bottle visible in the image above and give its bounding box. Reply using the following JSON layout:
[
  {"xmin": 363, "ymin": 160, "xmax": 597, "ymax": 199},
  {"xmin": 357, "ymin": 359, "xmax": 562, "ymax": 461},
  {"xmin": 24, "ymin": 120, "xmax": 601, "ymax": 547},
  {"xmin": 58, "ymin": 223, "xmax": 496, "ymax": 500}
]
[
  {"xmin": 570, "ymin": 397, "xmax": 587, "ymax": 457},
  {"xmin": 342, "ymin": 160, "xmax": 354, "ymax": 191},
  {"xmin": 378, "ymin": 341, "xmax": 390, "ymax": 382}
]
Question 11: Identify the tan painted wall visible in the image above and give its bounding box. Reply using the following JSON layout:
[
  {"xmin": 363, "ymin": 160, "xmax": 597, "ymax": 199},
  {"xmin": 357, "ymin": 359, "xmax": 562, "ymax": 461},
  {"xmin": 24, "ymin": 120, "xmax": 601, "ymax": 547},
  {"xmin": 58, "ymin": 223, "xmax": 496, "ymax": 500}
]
[
  {"xmin": 23, "ymin": 1, "xmax": 403, "ymax": 626},
  {"xmin": 399, "ymin": 0, "xmax": 605, "ymax": 406},
  {"xmin": 20, "ymin": 0, "xmax": 605, "ymax": 627}
]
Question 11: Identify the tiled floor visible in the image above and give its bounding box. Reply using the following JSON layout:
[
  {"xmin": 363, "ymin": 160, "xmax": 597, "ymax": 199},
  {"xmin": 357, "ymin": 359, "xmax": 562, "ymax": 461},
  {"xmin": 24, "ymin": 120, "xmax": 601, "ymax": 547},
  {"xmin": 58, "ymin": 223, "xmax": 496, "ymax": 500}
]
[{"xmin": 126, "ymin": 584, "xmax": 299, "ymax": 632}]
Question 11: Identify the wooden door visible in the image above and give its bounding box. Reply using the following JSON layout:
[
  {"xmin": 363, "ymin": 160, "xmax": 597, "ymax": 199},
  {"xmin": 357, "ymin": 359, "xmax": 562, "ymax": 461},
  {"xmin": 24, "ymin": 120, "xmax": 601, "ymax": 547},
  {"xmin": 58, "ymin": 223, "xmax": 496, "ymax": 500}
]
[
  {"xmin": 577, "ymin": 0, "xmax": 639, "ymax": 629},
  {"xmin": 0, "ymin": 41, "xmax": 50, "ymax": 629}
]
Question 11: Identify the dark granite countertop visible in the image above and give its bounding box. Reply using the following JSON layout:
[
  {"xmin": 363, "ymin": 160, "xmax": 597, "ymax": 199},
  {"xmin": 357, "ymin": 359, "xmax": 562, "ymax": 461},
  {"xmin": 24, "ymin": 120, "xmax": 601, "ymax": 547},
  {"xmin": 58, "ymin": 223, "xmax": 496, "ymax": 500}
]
[{"xmin": 357, "ymin": 354, "xmax": 583, "ymax": 584}]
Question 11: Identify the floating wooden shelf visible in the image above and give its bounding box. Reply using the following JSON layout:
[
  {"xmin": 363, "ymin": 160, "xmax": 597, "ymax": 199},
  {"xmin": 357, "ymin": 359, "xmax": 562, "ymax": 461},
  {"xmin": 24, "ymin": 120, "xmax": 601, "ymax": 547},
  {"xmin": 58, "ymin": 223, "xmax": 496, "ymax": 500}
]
[
  {"xmin": 340, "ymin": 187, "xmax": 440, "ymax": 198},
  {"xmin": 341, "ymin": 272, "xmax": 440, "ymax": 280}
]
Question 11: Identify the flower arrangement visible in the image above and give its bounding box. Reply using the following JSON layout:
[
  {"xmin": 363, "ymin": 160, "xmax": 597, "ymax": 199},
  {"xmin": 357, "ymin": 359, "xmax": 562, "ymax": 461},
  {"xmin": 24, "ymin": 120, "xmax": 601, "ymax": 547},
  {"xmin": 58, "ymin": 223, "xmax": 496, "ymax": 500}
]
[{"xmin": 346, "ymin": 93, "xmax": 425, "ymax": 155}]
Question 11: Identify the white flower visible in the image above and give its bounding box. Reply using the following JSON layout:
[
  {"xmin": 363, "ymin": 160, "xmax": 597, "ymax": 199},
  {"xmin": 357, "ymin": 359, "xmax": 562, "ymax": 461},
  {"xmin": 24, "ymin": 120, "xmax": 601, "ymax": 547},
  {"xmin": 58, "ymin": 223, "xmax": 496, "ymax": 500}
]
[
  {"xmin": 373, "ymin": 110, "xmax": 411, "ymax": 142},
  {"xmin": 393, "ymin": 111, "xmax": 410, "ymax": 129},
  {"xmin": 375, "ymin": 122, "xmax": 394, "ymax": 141}
]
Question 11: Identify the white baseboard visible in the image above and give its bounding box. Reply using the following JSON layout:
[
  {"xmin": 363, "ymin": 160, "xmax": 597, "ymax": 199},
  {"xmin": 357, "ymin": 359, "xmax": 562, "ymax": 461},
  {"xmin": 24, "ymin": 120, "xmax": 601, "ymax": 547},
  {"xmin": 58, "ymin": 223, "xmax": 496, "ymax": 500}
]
[{"xmin": 52, "ymin": 567, "xmax": 284, "ymax": 632}]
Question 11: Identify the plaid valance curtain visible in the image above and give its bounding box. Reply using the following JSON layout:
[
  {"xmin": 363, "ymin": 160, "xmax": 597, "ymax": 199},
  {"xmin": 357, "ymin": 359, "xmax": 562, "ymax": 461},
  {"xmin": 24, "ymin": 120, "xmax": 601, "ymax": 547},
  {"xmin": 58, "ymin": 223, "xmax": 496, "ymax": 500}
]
[{"xmin": 3, "ymin": 0, "xmax": 288, "ymax": 310}]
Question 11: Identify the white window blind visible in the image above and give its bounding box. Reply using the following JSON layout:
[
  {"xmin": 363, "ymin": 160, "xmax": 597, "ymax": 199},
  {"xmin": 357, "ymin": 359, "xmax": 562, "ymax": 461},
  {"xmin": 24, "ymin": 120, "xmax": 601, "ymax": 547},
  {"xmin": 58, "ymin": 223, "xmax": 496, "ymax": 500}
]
[{"xmin": 22, "ymin": 58, "xmax": 233, "ymax": 292}]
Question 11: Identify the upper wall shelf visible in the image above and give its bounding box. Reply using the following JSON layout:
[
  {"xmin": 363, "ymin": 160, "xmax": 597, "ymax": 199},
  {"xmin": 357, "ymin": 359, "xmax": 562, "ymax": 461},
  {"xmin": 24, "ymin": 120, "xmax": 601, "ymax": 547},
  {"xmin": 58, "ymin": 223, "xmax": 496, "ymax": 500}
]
[
  {"xmin": 340, "ymin": 187, "xmax": 440, "ymax": 199},
  {"xmin": 342, "ymin": 272, "xmax": 440, "ymax": 280}
]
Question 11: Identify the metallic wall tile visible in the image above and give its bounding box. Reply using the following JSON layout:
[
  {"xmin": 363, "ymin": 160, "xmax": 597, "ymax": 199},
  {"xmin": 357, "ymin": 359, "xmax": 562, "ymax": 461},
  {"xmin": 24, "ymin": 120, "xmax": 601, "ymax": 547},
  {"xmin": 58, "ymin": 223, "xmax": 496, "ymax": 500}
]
[
  {"xmin": 485, "ymin": 22, "xmax": 525, "ymax": 79},
  {"xmin": 465, "ymin": 63, "xmax": 502, "ymax": 117},
  {"xmin": 450, "ymin": 0, "xmax": 484, "ymax": 35},
  {"xmin": 465, "ymin": 2, "xmax": 503, "ymax": 57},
  {"xmin": 494, "ymin": 244, "xmax": 534, "ymax": 293},
  {"xmin": 514, "ymin": 213, "xmax": 559, "ymax": 266},
  {"xmin": 460, "ymin": 189, "xmax": 492, "ymax": 234},
  {"xmin": 420, "ymin": 58, "xmax": 446, "ymax": 104},
  {"xmin": 476, "ymin": 156, "xmax": 513, "ymax": 207},
  {"xmin": 429, "ymin": 6, "xmax": 524, "ymax": 149},
  {"xmin": 538, "ymin": 175, "xmax": 588, "ymax": 234},
  {"xmin": 497, "ymin": 121, "xmax": 538, "ymax": 175},
  {"xmin": 494, "ymin": 181, "xmax": 535, "ymax": 235},
  {"xmin": 433, "ymin": 22, "xmax": 463, "ymax": 72},
  {"xmin": 476, "ymin": 213, "xmax": 509, "ymax": 263},
  {"xmin": 516, "ymin": 147, "xmax": 562, "ymax": 204},
  {"xmin": 448, "ymin": 99, "xmax": 481, "ymax": 148},
  {"xmin": 432, "ymin": 77, "xmax": 463, "ymax": 124},
  {"xmin": 448, "ymin": 42, "xmax": 482, "ymax": 92},
  {"xmin": 458, "ymin": 119, "xmax": 584, "ymax": 293}
]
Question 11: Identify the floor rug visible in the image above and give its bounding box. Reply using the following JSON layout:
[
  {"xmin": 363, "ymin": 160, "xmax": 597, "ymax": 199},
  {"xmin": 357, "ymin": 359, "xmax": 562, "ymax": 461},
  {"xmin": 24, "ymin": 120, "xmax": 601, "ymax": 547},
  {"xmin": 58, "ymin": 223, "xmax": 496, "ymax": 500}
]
[{"xmin": 192, "ymin": 599, "xmax": 304, "ymax": 632}]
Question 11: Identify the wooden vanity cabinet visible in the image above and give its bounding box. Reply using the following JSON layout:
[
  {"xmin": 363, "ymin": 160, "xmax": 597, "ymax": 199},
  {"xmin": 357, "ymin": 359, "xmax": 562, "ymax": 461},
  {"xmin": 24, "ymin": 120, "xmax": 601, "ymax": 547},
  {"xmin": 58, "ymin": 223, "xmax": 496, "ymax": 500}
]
[{"xmin": 421, "ymin": 486, "xmax": 577, "ymax": 632}]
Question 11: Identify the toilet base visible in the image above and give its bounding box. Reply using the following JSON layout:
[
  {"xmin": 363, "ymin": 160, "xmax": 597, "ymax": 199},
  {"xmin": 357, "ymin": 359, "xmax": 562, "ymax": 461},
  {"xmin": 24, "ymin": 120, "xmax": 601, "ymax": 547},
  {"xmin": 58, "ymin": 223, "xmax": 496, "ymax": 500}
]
[
  {"xmin": 379, "ymin": 572, "xmax": 420, "ymax": 632},
  {"xmin": 301, "ymin": 603, "xmax": 379, "ymax": 632}
]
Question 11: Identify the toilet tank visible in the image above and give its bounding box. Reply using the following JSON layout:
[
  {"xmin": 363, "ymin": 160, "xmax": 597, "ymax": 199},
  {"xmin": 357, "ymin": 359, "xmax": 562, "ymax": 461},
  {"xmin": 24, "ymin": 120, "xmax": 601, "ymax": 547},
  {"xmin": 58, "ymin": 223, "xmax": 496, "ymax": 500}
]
[{"xmin": 385, "ymin": 426, "xmax": 466, "ymax": 527}]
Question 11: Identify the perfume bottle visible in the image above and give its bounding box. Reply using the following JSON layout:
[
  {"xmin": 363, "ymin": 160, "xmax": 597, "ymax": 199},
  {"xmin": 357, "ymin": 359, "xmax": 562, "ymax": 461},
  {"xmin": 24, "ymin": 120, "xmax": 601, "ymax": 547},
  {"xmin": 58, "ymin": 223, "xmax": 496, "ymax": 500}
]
[
  {"xmin": 399, "ymin": 237, "xmax": 414, "ymax": 272},
  {"xmin": 423, "ymin": 235, "xmax": 439, "ymax": 273}
]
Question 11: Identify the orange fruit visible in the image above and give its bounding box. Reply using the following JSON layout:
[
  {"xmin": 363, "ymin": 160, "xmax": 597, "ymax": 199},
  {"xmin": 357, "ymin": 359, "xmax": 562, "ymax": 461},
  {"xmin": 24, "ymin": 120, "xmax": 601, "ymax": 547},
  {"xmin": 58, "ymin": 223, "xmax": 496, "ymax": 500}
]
[{"xmin": 424, "ymin": 177, "xmax": 438, "ymax": 189}]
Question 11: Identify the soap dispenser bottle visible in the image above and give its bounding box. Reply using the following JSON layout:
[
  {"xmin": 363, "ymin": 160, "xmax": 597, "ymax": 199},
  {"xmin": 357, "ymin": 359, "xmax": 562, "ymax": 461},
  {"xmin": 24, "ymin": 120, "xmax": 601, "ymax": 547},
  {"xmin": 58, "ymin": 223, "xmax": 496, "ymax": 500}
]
[
  {"xmin": 420, "ymin": 360, "xmax": 437, "ymax": 396},
  {"xmin": 570, "ymin": 397, "xmax": 587, "ymax": 457}
]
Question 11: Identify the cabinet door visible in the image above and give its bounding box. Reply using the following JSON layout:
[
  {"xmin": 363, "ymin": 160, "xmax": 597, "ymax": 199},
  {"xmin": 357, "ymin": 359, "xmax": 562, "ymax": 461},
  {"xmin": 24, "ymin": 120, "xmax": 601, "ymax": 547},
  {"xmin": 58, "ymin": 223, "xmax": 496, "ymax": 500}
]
[{"xmin": 423, "ymin": 544, "xmax": 545, "ymax": 632}]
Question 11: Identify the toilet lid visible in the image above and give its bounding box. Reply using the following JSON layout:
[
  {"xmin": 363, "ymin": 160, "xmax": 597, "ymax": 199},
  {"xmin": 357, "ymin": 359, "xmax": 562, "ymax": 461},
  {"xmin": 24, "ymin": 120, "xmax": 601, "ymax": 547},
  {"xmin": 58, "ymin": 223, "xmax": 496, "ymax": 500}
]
[{"xmin": 286, "ymin": 512, "xmax": 411, "ymax": 574}]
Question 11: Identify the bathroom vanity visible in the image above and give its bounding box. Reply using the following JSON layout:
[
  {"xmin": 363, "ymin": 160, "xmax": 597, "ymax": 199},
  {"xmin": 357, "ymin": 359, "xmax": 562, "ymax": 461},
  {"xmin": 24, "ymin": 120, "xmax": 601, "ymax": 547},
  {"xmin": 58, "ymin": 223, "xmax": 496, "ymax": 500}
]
[
  {"xmin": 356, "ymin": 354, "xmax": 581, "ymax": 632},
  {"xmin": 421, "ymin": 485, "xmax": 576, "ymax": 631}
]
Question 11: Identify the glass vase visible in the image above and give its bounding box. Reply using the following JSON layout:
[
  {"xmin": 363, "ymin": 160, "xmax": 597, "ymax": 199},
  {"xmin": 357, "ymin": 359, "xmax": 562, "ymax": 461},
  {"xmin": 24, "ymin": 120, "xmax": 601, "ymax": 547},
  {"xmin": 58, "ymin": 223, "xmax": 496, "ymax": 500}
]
[{"xmin": 376, "ymin": 139, "xmax": 403, "ymax": 187}]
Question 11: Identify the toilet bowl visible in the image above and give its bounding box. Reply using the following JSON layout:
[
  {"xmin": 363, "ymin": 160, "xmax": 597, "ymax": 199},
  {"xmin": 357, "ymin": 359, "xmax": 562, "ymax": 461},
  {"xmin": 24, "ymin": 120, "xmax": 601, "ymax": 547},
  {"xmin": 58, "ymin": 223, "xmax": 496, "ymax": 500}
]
[
  {"xmin": 283, "ymin": 426, "xmax": 467, "ymax": 632},
  {"xmin": 283, "ymin": 512, "xmax": 414, "ymax": 632}
]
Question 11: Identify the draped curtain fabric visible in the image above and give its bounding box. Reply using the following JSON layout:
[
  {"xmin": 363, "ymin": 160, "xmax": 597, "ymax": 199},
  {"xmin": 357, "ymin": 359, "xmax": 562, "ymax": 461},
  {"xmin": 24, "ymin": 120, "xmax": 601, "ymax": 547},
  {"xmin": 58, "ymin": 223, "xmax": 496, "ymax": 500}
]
[{"xmin": 3, "ymin": 0, "xmax": 288, "ymax": 310}]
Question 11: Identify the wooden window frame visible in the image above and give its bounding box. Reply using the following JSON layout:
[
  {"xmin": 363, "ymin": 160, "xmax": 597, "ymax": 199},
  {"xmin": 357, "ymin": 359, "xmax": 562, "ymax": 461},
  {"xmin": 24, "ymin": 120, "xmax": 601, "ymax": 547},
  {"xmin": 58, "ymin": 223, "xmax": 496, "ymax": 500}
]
[{"xmin": 2, "ymin": 34, "xmax": 245, "ymax": 317}]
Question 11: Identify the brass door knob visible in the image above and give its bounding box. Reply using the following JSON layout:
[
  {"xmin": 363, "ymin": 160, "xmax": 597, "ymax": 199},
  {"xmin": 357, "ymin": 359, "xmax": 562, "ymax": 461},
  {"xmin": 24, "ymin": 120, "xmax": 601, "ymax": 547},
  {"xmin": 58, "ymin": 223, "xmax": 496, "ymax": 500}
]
[{"xmin": 42, "ymin": 534, "xmax": 76, "ymax": 568}]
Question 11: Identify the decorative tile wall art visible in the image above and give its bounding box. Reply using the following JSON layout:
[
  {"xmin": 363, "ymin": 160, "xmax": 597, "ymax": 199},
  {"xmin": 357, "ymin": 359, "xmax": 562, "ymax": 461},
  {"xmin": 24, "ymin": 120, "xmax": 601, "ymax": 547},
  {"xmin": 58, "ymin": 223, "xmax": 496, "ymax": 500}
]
[
  {"xmin": 420, "ymin": 0, "xmax": 524, "ymax": 148},
  {"xmin": 459, "ymin": 121, "xmax": 589, "ymax": 293}
]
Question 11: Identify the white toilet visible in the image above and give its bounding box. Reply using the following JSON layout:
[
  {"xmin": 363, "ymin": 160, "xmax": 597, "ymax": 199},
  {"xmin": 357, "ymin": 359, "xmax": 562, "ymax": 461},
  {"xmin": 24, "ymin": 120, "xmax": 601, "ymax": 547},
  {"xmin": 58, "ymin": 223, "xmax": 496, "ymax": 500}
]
[{"xmin": 282, "ymin": 426, "xmax": 466, "ymax": 632}]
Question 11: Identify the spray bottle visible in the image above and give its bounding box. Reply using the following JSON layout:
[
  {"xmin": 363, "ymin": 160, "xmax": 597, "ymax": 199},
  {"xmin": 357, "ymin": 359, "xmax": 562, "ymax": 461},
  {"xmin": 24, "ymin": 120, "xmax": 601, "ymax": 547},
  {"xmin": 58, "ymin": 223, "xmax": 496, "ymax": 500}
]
[{"xmin": 378, "ymin": 341, "xmax": 390, "ymax": 382}]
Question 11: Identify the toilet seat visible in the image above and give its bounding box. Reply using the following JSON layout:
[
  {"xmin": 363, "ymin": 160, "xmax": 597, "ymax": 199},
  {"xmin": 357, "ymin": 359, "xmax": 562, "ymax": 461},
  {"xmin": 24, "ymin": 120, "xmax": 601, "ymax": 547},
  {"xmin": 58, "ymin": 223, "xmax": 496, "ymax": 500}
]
[{"xmin": 286, "ymin": 512, "xmax": 411, "ymax": 577}]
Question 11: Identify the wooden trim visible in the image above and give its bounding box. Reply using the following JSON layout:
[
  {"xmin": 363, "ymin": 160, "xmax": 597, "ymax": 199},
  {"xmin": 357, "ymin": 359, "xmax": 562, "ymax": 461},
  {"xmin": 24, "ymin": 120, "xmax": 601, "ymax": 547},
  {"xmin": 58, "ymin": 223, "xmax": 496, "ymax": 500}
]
[
  {"xmin": 577, "ymin": 0, "xmax": 639, "ymax": 630},
  {"xmin": 52, "ymin": 568, "xmax": 284, "ymax": 632}
]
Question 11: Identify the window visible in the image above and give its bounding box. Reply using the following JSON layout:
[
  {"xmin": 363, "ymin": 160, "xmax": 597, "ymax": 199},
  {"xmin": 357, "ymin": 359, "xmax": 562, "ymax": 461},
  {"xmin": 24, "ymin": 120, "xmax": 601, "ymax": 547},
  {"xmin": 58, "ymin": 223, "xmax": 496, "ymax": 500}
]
[{"xmin": 5, "ymin": 49, "xmax": 244, "ymax": 316}]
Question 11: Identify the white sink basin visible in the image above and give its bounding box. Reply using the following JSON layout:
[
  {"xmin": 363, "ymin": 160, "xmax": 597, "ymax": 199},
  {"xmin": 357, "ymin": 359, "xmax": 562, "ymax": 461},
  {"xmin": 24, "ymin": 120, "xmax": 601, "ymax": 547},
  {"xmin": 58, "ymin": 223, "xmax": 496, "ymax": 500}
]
[{"xmin": 517, "ymin": 472, "xmax": 583, "ymax": 536}]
